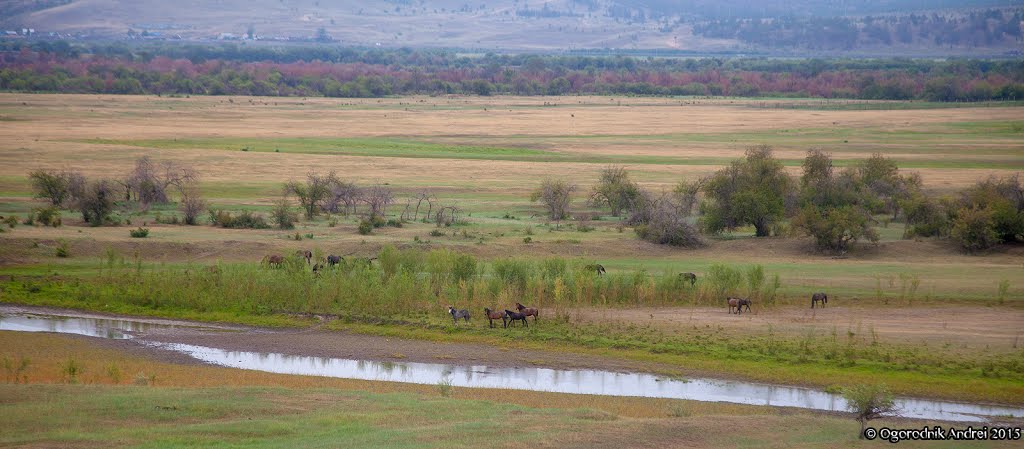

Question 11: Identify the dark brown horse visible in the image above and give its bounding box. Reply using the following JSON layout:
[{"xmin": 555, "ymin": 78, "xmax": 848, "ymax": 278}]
[
  {"xmin": 811, "ymin": 292, "xmax": 828, "ymax": 309},
  {"xmin": 584, "ymin": 264, "xmax": 606, "ymax": 276},
  {"xmin": 515, "ymin": 302, "xmax": 539, "ymax": 322},
  {"xmin": 726, "ymin": 297, "xmax": 743, "ymax": 314},
  {"xmin": 326, "ymin": 255, "xmax": 342, "ymax": 266},
  {"xmin": 504, "ymin": 310, "xmax": 529, "ymax": 328},
  {"xmin": 296, "ymin": 250, "xmax": 312, "ymax": 265},
  {"xmin": 262, "ymin": 254, "xmax": 284, "ymax": 268},
  {"xmin": 483, "ymin": 308, "xmax": 508, "ymax": 328},
  {"xmin": 737, "ymin": 298, "xmax": 752, "ymax": 314},
  {"xmin": 680, "ymin": 272, "xmax": 697, "ymax": 287},
  {"xmin": 448, "ymin": 306, "xmax": 470, "ymax": 324}
]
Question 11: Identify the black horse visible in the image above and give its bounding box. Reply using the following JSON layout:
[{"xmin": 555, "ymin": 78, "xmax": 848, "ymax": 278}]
[
  {"xmin": 811, "ymin": 292, "xmax": 828, "ymax": 309},
  {"xmin": 326, "ymin": 255, "xmax": 342, "ymax": 266},
  {"xmin": 504, "ymin": 310, "xmax": 529, "ymax": 328},
  {"xmin": 448, "ymin": 306, "xmax": 470, "ymax": 324},
  {"xmin": 738, "ymin": 298, "xmax": 752, "ymax": 313},
  {"xmin": 679, "ymin": 272, "xmax": 697, "ymax": 287}
]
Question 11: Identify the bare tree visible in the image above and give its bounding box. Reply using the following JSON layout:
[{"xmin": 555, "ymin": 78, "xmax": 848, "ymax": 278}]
[
  {"xmin": 530, "ymin": 178, "xmax": 576, "ymax": 222},
  {"xmin": 325, "ymin": 179, "xmax": 362, "ymax": 216},
  {"xmin": 633, "ymin": 190, "xmax": 704, "ymax": 247},
  {"xmin": 179, "ymin": 187, "xmax": 207, "ymax": 225},
  {"xmin": 435, "ymin": 204, "xmax": 463, "ymax": 227},
  {"xmin": 362, "ymin": 183, "xmax": 393, "ymax": 220},
  {"xmin": 126, "ymin": 156, "xmax": 197, "ymax": 207},
  {"xmin": 412, "ymin": 189, "xmax": 437, "ymax": 221}
]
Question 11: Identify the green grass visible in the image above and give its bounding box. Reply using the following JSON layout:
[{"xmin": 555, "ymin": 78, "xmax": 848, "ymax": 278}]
[
  {"xmin": 0, "ymin": 385, "xmax": 584, "ymax": 448},
  {"xmin": 2, "ymin": 255, "xmax": 1022, "ymax": 406}
]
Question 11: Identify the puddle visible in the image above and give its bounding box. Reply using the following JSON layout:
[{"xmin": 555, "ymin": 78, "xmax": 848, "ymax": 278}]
[{"xmin": 3, "ymin": 308, "xmax": 1022, "ymax": 423}]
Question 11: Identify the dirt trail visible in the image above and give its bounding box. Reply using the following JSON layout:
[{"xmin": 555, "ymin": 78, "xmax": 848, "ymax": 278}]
[{"xmin": 576, "ymin": 305, "xmax": 1024, "ymax": 352}]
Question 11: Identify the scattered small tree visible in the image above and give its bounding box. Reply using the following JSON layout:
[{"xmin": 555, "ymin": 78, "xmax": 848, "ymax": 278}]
[
  {"xmin": 842, "ymin": 384, "xmax": 897, "ymax": 439},
  {"xmin": 589, "ymin": 166, "xmax": 641, "ymax": 216},
  {"xmin": 362, "ymin": 183, "xmax": 394, "ymax": 221},
  {"xmin": 75, "ymin": 179, "xmax": 116, "ymax": 226},
  {"xmin": 325, "ymin": 179, "xmax": 361, "ymax": 216},
  {"xmin": 285, "ymin": 172, "xmax": 334, "ymax": 220},
  {"xmin": 531, "ymin": 178, "xmax": 576, "ymax": 222},
  {"xmin": 28, "ymin": 169, "xmax": 71, "ymax": 206},
  {"xmin": 179, "ymin": 187, "xmax": 206, "ymax": 225},
  {"xmin": 125, "ymin": 156, "xmax": 196, "ymax": 207}
]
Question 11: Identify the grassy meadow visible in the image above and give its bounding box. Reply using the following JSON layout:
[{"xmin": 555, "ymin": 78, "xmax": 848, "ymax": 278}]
[
  {"xmin": 2, "ymin": 331, "xmax": 1018, "ymax": 449},
  {"xmin": 1, "ymin": 93, "xmax": 1023, "ymax": 444}
]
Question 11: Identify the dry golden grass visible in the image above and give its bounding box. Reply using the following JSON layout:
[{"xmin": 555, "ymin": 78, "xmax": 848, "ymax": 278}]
[{"xmin": 1, "ymin": 94, "xmax": 1020, "ymax": 194}]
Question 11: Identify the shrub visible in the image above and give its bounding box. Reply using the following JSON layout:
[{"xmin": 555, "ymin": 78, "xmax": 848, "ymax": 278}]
[
  {"xmin": 429, "ymin": 229, "xmax": 445, "ymax": 237},
  {"xmin": 792, "ymin": 205, "xmax": 879, "ymax": 253},
  {"xmin": 4, "ymin": 216, "xmax": 17, "ymax": 228},
  {"xmin": 55, "ymin": 239, "xmax": 70, "ymax": 258},
  {"xmin": 358, "ymin": 219, "xmax": 373, "ymax": 235},
  {"xmin": 386, "ymin": 219, "xmax": 403, "ymax": 228},
  {"xmin": 270, "ymin": 199, "xmax": 297, "ymax": 230},
  {"xmin": 129, "ymin": 227, "xmax": 150, "ymax": 238},
  {"xmin": 209, "ymin": 210, "xmax": 270, "ymax": 229},
  {"xmin": 950, "ymin": 206, "xmax": 1000, "ymax": 253}
]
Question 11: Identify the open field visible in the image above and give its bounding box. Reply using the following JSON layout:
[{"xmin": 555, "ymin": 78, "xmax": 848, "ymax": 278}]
[{"xmin": 1, "ymin": 93, "xmax": 1023, "ymax": 443}]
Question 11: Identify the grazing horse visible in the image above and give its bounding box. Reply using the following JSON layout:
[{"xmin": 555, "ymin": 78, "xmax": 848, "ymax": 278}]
[
  {"xmin": 679, "ymin": 272, "xmax": 697, "ymax": 287},
  {"xmin": 811, "ymin": 292, "xmax": 828, "ymax": 309},
  {"xmin": 737, "ymin": 298, "xmax": 752, "ymax": 314},
  {"xmin": 515, "ymin": 302, "xmax": 539, "ymax": 322},
  {"xmin": 296, "ymin": 250, "xmax": 313, "ymax": 265},
  {"xmin": 326, "ymin": 255, "xmax": 342, "ymax": 267},
  {"xmin": 448, "ymin": 306, "xmax": 470, "ymax": 324},
  {"xmin": 312, "ymin": 263, "xmax": 325, "ymax": 277},
  {"xmin": 726, "ymin": 297, "xmax": 742, "ymax": 314},
  {"xmin": 483, "ymin": 308, "xmax": 508, "ymax": 328},
  {"xmin": 262, "ymin": 254, "xmax": 284, "ymax": 268},
  {"xmin": 504, "ymin": 310, "xmax": 529, "ymax": 328},
  {"xmin": 584, "ymin": 264, "xmax": 607, "ymax": 276}
]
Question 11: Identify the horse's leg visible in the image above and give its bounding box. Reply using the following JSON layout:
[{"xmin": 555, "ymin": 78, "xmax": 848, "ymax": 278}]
[{"xmin": 523, "ymin": 318, "xmax": 528, "ymax": 328}]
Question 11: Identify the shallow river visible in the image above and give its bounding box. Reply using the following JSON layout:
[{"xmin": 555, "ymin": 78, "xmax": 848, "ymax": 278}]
[{"xmin": 2, "ymin": 308, "xmax": 1021, "ymax": 423}]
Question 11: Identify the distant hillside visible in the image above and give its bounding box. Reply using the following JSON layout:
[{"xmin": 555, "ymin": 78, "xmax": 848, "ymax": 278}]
[{"xmin": 0, "ymin": 0, "xmax": 1020, "ymax": 55}]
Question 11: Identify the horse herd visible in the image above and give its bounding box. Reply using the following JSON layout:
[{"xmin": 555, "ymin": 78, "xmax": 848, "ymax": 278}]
[
  {"xmin": 261, "ymin": 250, "xmax": 376, "ymax": 276},
  {"xmin": 260, "ymin": 254, "xmax": 830, "ymax": 318},
  {"xmin": 449, "ymin": 302, "xmax": 538, "ymax": 329}
]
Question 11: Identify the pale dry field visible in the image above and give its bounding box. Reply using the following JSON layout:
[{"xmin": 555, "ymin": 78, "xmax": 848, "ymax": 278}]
[{"xmin": 1, "ymin": 94, "xmax": 1021, "ymax": 194}]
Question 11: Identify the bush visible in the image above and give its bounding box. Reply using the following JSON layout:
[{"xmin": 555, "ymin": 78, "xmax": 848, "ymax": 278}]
[
  {"xmin": 358, "ymin": 219, "xmax": 373, "ymax": 235},
  {"xmin": 4, "ymin": 216, "xmax": 17, "ymax": 228},
  {"xmin": 270, "ymin": 199, "xmax": 297, "ymax": 230},
  {"xmin": 792, "ymin": 205, "xmax": 879, "ymax": 253},
  {"xmin": 209, "ymin": 210, "xmax": 270, "ymax": 229},
  {"xmin": 55, "ymin": 239, "xmax": 69, "ymax": 258},
  {"xmin": 129, "ymin": 227, "xmax": 150, "ymax": 238},
  {"xmin": 429, "ymin": 229, "xmax": 445, "ymax": 237},
  {"xmin": 386, "ymin": 219, "xmax": 403, "ymax": 228},
  {"xmin": 950, "ymin": 206, "xmax": 1000, "ymax": 253}
]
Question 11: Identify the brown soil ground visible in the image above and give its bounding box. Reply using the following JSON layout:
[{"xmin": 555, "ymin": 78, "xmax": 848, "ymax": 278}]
[{"xmin": 577, "ymin": 305, "xmax": 1024, "ymax": 353}]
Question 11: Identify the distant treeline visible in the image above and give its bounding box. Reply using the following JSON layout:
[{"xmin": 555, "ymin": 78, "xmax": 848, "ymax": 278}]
[
  {"xmin": 1, "ymin": 41, "xmax": 1022, "ymax": 101},
  {"xmin": 694, "ymin": 9, "xmax": 1023, "ymax": 50}
]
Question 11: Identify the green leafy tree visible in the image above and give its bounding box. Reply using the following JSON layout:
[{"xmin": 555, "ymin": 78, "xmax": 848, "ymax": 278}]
[
  {"xmin": 702, "ymin": 145, "xmax": 792, "ymax": 237},
  {"xmin": 792, "ymin": 205, "xmax": 879, "ymax": 253},
  {"xmin": 285, "ymin": 172, "xmax": 335, "ymax": 220},
  {"xmin": 842, "ymin": 384, "xmax": 897, "ymax": 439},
  {"xmin": 28, "ymin": 169, "xmax": 71, "ymax": 206}
]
